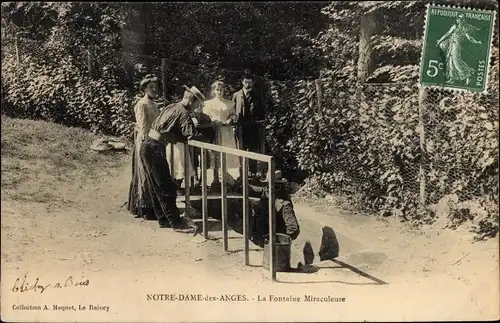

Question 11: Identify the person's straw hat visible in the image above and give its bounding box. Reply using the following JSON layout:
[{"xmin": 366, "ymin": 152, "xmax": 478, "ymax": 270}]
[
  {"xmin": 261, "ymin": 170, "xmax": 288, "ymax": 184},
  {"xmin": 90, "ymin": 139, "xmax": 126, "ymax": 152},
  {"xmin": 183, "ymin": 85, "xmax": 206, "ymax": 102},
  {"xmin": 139, "ymin": 74, "xmax": 159, "ymax": 90},
  {"xmin": 90, "ymin": 139, "xmax": 113, "ymax": 152}
]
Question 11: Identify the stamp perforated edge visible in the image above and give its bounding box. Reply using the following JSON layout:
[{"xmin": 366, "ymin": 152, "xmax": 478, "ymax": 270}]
[{"xmin": 418, "ymin": 3, "xmax": 497, "ymax": 95}]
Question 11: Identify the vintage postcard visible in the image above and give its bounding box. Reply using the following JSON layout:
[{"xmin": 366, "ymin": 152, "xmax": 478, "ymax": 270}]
[
  {"xmin": 1, "ymin": 1, "xmax": 499, "ymax": 322},
  {"xmin": 419, "ymin": 4, "xmax": 496, "ymax": 93}
]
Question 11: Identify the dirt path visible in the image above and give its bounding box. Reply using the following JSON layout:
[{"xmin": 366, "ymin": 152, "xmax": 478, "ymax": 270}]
[{"xmin": 1, "ymin": 156, "xmax": 499, "ymax": 322}]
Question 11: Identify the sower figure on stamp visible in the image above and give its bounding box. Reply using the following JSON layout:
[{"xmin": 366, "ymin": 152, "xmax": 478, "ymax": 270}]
[
  {"xmin": 436, "ymin": 13, "xmax": 482, "ymax": 85},
  {"xmin": 232, "ymin": 69, "xmax": 266, "ymax": 180},
  {"xmin": 140, "ymin": 86, "xmax": 206, "ymax": 233}
]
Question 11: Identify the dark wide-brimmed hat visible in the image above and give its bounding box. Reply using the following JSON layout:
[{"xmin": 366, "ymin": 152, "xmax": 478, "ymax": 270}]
[
  {"xmin": 139, "ymin": 74, "xmax": 159, "ymax": 90},
  {"xmin": 261, "ymin": 170, "xmax": 288, "ymax": 184},
  {"xmin": 183, "ymin": 85, "xmax": 206, "ymax": 102}
]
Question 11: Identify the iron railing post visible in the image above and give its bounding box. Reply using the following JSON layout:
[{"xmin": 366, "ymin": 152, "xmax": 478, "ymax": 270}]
[
  {"xmin": 201, "ymin": 148, "xmax": 208, "ymax": 239},
  {"xmin": 181, "ymin": 137, "xmax": 275, "ymax": 278},
  {"xmin": 242, "ymin": 157, "xmax": 249, "ymax": 265},
  {"xmin": 184, "ymin": 143, "xmax": 191, "ymax": 210},
  {"xmin": 268, "ymin": 159, "xmax": 276, "ymax": 281},
  {"xmin": 220, "ymin": 152, "xmax": 228, "ymax": 252}
]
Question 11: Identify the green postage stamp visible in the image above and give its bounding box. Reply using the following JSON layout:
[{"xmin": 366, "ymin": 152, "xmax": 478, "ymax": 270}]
[{"xmin": 419, "ymin": 4, "xmax": 496, "ymax": 93}]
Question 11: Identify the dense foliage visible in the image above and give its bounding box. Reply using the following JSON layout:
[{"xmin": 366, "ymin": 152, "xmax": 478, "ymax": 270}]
[
  {"xmin": 266, "ymin": 0, "xmax": 499, "ymax": 239},
  {"xmin": 1, "ymin": 2, "xmax": 323, "ymax": 136},
  {"xmin": 1, "ymin": 1, "xmax": 498, "ymax": 238},
  {"xmin": 2, "ymin": 2, "xmax": 134, "ymax": 135}
]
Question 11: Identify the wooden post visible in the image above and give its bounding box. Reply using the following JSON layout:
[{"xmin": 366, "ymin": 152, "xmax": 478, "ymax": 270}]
[
  {"xmin": 220, "ymin": 152, "xmax": 228, "ymax": 252},
  {"xmin": 357, "ymin": 10, "xmax": 377, "ymax": 110},
  {"xmin": 162, "ymin": 58, "xmax": 168, "ymax": 101},
  {"xmin": 268, "ymin": 158, "xmax": 276, "ymax": 281},
  {"xmin": 201, "ymin": 148, "xmax": 208, "ymax": 239},
  {"xmin": 357, "ymin": 11, "xmax": 377, "ymax": 82},
  {"xmin": 87, "ymin": 48, "xmax": 92, "ymax": 79},
  {"xmin": 418, "ymin": 88, "xmax": 427, "ymax": 209},
  {"xmin": 242, "ymin": 157, "xmax": 249, "ymax": 265}
]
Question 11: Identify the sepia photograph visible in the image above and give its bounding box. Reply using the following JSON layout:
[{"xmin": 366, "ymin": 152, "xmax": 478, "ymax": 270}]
[{"xmin": 1, "ymin": 1, "xmax": 499, "ymax": 322}]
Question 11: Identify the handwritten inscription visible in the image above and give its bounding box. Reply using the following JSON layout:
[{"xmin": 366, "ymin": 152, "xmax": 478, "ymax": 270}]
[{"xmin": 11, "ymin": 274, "xmax": 90, "ymax": 294}]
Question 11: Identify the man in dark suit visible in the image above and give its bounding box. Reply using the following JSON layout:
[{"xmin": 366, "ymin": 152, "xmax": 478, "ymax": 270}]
[{"xmin": 232, "ymin": 69, "xmax": 266, "ymax": 179}]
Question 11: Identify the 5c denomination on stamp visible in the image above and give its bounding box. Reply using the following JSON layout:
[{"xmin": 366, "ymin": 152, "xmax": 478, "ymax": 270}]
[{"xmin": 419, "ymin": 4, "xmax": 496, "ymax": 93}]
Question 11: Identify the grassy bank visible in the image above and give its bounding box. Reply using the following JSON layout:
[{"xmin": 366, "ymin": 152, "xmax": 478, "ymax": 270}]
[{"xmin": 1, "ymin": 116, "xmax": 130, "ymax": 202}]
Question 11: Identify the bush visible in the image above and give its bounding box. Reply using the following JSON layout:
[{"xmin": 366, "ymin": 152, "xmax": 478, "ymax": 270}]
[{"xmin": 1, "ymin": 3, "xmax": 136, "ymax": 138}]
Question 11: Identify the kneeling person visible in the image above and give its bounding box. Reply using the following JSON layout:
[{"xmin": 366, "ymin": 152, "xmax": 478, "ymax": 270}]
[{"xmin": 227, "ymin": 170, "xmax": 300, "ymax": 246}]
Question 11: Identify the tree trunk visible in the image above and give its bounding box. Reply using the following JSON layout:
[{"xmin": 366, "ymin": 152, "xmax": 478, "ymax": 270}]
[
  {"xmin": 357, "ymin": 11, "xmax": 377, "ymax": 82},
  {"xmin": 418, "ymin": 87, "xmax": 427, "ymax": 210}
]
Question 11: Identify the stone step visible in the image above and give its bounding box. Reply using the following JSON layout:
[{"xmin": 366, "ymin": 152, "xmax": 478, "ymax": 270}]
[
  {"xmin": 176, "ymin": 195, "xmax": 259, "ymax": 202},
  {"xmin": 176, "ymin": 195, "xmax": 260, "ymax": 214}
]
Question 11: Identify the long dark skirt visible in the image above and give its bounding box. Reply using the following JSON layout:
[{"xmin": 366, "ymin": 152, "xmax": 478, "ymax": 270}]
[
  {"xmin": 127, "ymin": 134, "xmax": 155, "ymax": 219},
  {"xmin": 139, "ymin": 137, "xmax": 184, "ymax": 228},
  {"xmin": 127, "ymin": 132, "xmax": 156, "ymax": 220}
]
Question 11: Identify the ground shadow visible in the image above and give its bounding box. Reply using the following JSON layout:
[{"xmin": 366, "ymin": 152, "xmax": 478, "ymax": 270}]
[
  {"xmin": 276, "ymin": 259, "xmax": 389, "ymax": 285},
  {"xmin": 188, "ymin": 205, "xmax": 389, "ymax": 286},
  {"xmin": 276, "ymin": 229, "xmax": 388, "ymax": 285},
  {"xmin": 275, "ymin": 279, "xmax": 385, "ymax": 285},
  {"xmin": 330, "ymin": 259, "xmax": 389, "ymax": 285}
]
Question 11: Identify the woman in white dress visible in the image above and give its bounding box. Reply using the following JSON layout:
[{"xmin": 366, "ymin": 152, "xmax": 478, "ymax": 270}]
[{"xmin": 203, "ymin": 81, "xmax": 240, "ymax": 186}]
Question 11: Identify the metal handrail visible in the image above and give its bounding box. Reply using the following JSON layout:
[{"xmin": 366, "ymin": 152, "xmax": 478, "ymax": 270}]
[
  {"xmin": 167, "ymin": 126, "xmax": 277, "ymax": 281},
  {"xmin": 187, "ymin": 139, "xmax": 271, "ymax": 162}
]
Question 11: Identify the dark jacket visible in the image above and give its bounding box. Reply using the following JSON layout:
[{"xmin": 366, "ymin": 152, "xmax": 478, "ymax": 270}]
[
  {"xmin": 192, "ymin": 111, "xmax": 215, "ymax": 143},
  {"xmin": 232, "ymin": 89, "xmax": 265, "ymax": 123},
  {"xmin": 150, "ymin": 102, "xmax": 194, "ymax": 144},
  {"xmin": 247, "ymin": 184, "xmax": 300, "ymax": 240},
  {"xmin": 232, "ymin": 88, "xmax": 266, "ymax": 153}
]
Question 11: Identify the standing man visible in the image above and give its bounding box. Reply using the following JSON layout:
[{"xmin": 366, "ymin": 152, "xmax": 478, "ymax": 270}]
[
  {"xmin": 140, "ymin": 85, "xmax": 206, "ymax": 233},
  {"xmin": 232, "ymin": 69, "xmax": 266, "ymax": 179}
]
